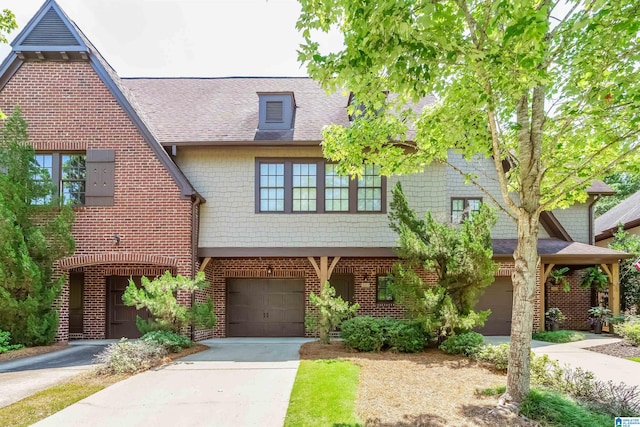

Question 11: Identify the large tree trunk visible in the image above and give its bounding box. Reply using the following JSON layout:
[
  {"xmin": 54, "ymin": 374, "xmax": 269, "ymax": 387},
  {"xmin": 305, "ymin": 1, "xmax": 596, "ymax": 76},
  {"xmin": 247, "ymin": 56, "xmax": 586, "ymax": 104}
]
[
  {"xmin": 499, "ymin": 87, "xmax": 545, "ymax": 409},
  {"xmin": 501, "ymin": 211, "xmax": 540, "ymax": 406}
]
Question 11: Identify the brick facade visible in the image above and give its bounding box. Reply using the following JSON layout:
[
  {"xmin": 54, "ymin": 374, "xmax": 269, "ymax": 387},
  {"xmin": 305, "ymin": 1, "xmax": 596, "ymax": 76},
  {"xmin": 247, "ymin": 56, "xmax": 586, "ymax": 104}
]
[
  {"xmin": 545, "ymin": 270, "xmax": 593, "ymax": 331},
  {"xmin": 0, "ymin": 61, "xmax": 198, "ymax": 341}
]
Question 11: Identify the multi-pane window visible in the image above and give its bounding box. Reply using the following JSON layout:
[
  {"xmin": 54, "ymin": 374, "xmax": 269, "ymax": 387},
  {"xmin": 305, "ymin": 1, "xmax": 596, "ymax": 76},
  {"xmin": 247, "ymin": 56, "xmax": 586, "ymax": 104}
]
[
  {"xmin": 357, "ymin": 165, "xmax": 382, "ymax": 212},
  {"xmin": 34, "ymin": 154, "xmax": 53, "ymax": 204},
  {"xmin": 34, "ymin": 153, "xmax": 86, "ymax": 205},
  {"xmin": 61, "ymin": 154, "xmax": 86, "ymax": 205},
  {"xmin": 377, "ymin": 275, "xmax": 394, "ymax": 302},
  {"xmin": 292, "ymin": 163, "xmax": 316, "ymax": 212},
  {"xmin": 259, "ymin": 163, "xmax": 285, "ymax": 212},
  {"xmin": 451, "ymin": 197, "xmax": 482, "ymax": 222},
  {"xmin": 256, "ymin": 159, "xmax": 386, "ymax": 214},
  {"xmin": 325, "ymin": 163, "xmax": 349, "ymax": 212}
]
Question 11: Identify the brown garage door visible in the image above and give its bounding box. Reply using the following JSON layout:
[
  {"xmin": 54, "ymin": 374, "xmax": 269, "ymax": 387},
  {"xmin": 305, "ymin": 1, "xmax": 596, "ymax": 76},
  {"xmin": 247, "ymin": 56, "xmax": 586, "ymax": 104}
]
[
  {"xmin": 106, "ymin": 276, "xmax": 150, "ymax": 339},
  {"xmin": 475, "ymin": 277, "xmax": 513, "ymax": 336},
  {"xmin": 227, "ymin": 279, "xmax": 305, "ymax": 337}
]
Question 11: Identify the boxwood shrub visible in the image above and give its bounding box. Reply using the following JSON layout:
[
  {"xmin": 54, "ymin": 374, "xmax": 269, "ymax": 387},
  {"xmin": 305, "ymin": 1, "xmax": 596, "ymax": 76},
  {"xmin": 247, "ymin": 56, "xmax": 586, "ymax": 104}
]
[
  {"xmin": 439, "ymin": 331, "xmax": 485, "ymax": 356},
  {"xmin": 340, "ymin": 316, "xmax": 427, "ymax": 353}
]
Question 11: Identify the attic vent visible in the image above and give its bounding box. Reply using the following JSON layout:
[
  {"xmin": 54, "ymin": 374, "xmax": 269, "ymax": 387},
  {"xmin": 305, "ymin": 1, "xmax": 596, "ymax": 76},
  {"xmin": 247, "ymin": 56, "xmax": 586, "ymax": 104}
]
[
  {"xmin": 257, "ymin": 93, "xmax": 295, "ymax": 130},
  {"xmin": 21, "ymin": 8, "xmax": 80, "ymax": 47},
  {"xmin": 266, "ymin": 101, "xmax": 284, "ymax": 122}
]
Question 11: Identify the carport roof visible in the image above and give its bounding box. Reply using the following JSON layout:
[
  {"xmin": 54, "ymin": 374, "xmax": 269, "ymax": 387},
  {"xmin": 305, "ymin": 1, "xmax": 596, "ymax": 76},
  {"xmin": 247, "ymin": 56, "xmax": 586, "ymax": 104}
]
[{"xmin": 492, "ymin": 238, "xmax": 631, "ymax": 264}]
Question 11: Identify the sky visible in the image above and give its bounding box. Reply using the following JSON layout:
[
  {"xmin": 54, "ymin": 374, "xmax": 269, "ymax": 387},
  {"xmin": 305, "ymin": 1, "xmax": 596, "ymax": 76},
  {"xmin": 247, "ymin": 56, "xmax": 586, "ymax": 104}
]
[{"xmin": 0, "ymin": 0, "xmax": 342, "ymax": 78}]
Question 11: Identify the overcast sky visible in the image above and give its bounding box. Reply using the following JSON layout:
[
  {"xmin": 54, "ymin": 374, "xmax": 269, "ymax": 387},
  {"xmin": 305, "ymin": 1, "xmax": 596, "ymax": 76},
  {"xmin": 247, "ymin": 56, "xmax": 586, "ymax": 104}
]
[{"xmin": 0, "ymin": 0, "xmax": 342, "ymax": 77}]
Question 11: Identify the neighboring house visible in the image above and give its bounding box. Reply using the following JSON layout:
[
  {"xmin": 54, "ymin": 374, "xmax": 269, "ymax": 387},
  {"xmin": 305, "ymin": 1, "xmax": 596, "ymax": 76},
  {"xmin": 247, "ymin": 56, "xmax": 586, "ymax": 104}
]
[
  {"xmin": 595, "ymin": 189, "xmax": 640, "ymax": 248},
  {"xmin": 0, "ymin": 0, "xmax": 630, "ymax": 341}
]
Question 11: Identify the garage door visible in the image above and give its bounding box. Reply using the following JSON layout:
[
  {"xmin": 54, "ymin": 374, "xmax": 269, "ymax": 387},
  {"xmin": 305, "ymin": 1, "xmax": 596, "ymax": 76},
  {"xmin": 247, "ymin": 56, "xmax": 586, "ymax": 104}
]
[
  {"xmin": 227, "ymin": 279, "xmax": 305, "ymax": 337},
  {"xmin": 106, "ymin": 276, "xmax": 150, "ymax": 339},
  {"xmin": 474, "ymin": 277, "xmax": 513, "ymax": 336}
]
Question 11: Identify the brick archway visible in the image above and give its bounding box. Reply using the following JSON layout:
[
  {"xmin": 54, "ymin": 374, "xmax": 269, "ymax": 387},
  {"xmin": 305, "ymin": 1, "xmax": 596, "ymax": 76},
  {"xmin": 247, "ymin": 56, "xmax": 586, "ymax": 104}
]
[{"xmin": 58, "ymin": 253, "xmax": 178, "ymax": 270}]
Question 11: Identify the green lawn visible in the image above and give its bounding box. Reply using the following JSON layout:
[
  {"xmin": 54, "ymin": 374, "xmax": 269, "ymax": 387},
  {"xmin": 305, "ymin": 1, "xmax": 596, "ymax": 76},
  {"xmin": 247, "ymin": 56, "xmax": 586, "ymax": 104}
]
[
  {"xmin": 629, "ymin": 357, "xmax": 640, "ymax": 363},
  {"xmin": 532, "ymin": 330, "xmax": 586, "ymax": 343},
  {"xmin": 520, "ymin": 388, "xmax": 613, "ymax": 427},
  {"xmin": 0, "ymin": 381, "xmax": 106, "ymax": 427},
  {"xmin": 285, "ymin": 359, "xmax": 362, "ymax": 427}
]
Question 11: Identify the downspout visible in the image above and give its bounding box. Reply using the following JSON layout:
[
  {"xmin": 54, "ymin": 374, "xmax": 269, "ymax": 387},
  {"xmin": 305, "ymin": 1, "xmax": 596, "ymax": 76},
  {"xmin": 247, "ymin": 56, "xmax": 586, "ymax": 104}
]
[{"xmin": 190, "ymin": 197, "xmax": 202, "ymax": 341}]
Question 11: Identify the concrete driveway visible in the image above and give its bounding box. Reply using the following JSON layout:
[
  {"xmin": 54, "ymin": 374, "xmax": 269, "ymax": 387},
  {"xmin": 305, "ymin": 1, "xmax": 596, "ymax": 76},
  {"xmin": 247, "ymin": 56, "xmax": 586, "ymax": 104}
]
[
  {"xmin": 0, "ymin": 342, "xmax": 108, "ymax": 408},
  {"xmin": 33, "ymin": 338, "xmax": 312, "ymax": 427}
]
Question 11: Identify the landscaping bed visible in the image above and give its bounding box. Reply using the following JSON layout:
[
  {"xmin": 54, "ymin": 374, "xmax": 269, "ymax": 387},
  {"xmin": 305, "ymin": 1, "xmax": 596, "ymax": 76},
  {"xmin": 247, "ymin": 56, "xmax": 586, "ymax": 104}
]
[
  {"xmin": 0, "ymin": 343, "xmax": 67, "ymax": 362},
  {"xmin": 586, "ymin": 340, "xmax": 640, "ymax": 359},
  {"xmin": 300, "ymin": 341, "xmax": 536, "ymax": 426}
]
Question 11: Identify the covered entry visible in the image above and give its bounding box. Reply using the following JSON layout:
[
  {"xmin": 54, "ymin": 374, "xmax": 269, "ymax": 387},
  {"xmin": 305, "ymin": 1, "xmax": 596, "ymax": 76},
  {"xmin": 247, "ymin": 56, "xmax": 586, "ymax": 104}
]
[
  {"xmin": 227, "ymin": 278, "xmax": 305, "ymax": 337},
  {"xmin": 106, "ymin": 276, "xmax": 150, "ymax": 339},
  {"xmin": 475, "ymin": 277, "xmax": 513, "ymax": 336}
]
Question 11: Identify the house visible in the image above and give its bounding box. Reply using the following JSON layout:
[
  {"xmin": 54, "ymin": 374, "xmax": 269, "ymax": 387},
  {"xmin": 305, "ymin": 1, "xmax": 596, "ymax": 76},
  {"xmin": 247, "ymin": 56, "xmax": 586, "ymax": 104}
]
[
  {"xmin": 595, "ymin": 189, "xmax": 640, "ymax": 247},
  {"xmin": 0, "ymin": 0, "xmax": 630, "ymax": 342}
]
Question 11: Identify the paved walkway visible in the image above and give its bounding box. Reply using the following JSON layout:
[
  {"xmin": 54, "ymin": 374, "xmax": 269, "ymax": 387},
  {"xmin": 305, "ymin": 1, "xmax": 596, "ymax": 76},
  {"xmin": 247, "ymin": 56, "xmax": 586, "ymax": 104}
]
[
  {"xmin": 33, "ymin": 338, "xmax": 312, "ymax": 427},
  {"xmin": 0, "ymin": 341, "xmax": 108, "ymax": 408},
  {"xmin": 485, "ymin": 333, "xmax": 640, "ymax": 388}
]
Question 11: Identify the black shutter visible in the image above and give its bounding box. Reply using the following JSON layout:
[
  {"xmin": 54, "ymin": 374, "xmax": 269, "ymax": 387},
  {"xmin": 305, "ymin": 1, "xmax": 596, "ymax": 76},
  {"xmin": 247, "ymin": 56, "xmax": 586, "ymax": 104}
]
[{"xmin": 85, "ymin": 149, "xmax": 115, "ymax": 206}]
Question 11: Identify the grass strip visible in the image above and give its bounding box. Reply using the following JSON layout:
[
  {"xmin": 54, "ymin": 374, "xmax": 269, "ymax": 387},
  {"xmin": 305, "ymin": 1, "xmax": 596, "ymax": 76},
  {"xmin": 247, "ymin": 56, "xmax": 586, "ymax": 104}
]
[
  {"xmin": 628, "ymin": 357, "xmax": 640, "ymax": 363},
  {"xmin": 285, "ymin": 359, "xmax": 362, "ymax": 427},
  {"xmin": 532, "ymin": 330, "xmax": 586, "ymax": 343},
  {"xmin": 0, "ymin": 378, "xmax": 111, "ymax": 427},
  {"xmin": 520, "ymin": 388, "xmax": 612, "ymax": 427}
]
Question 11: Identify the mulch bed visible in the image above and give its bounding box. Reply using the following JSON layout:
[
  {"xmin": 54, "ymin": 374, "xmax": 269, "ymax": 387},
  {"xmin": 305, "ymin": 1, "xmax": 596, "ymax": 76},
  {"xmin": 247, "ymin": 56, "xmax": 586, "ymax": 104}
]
[
  {"xmin": 586, "ymin": 340, "xmax": 640, "ymax": 359},
  {"xmin": 300, "ymin": 342, "xmax": 537, "ymax": 427}
]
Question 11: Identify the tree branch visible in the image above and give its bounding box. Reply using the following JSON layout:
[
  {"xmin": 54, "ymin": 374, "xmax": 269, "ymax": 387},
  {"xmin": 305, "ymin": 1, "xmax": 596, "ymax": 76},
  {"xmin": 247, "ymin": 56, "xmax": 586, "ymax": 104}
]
[{"xmin": 444, "ymin": 159, "xmax": 517, "ymax": 221}]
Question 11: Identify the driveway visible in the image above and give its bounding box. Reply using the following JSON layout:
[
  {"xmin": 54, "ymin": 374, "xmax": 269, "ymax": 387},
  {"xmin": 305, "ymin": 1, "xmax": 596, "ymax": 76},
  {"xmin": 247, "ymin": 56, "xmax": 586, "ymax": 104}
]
[
  {"xmin": 33, "ymin": 338, "xmax": 312, "ymax": 427},
  {"xmin": 0, "ymin": 341, "xmax": 108, "ymax": 408}
]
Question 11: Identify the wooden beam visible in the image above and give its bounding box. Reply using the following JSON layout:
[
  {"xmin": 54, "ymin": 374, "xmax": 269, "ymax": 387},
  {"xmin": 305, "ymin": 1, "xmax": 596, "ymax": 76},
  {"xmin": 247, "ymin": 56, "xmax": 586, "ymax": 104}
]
[
  {"xmin": 327, "ymin": 256, "xmax": 341, "ymax": 280},
  {"xmin": 600, "ymin": 263, "xmax": 613, "ymax": 282},
  {"xmin": 542, "ymin": 263, "xmax": 555, "ymax": 284},
  {"xmin": 199, "ymin": 257, "xmax": 211, "ymax": 272},
  {"xmin": 307, "ymin": 257, "xmax": 320, "ymax": 279},
  {"xmin": 609, "ymin": 262, "xmax": 620, "ymax": 315},
  {"xmin": 320, "ymin": 256, "xmax": 328, "ymax": 285}
]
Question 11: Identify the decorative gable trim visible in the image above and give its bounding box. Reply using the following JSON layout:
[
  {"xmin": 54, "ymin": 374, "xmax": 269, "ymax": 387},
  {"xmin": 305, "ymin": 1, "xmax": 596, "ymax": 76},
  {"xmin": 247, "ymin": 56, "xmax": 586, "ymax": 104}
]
[{"xmin": 11, "ymin": 0, "xmax": 88, "ymax": 63}]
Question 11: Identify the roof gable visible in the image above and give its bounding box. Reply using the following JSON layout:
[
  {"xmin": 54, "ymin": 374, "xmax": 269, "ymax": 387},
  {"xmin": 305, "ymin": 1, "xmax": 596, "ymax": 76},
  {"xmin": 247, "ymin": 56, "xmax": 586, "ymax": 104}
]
[
  {"xmin": 0, "ymin": 0, "xmax": 200, "ymax": 201},
  {"xmin": 595, "ymin": 189, "xmax": 640, "ymax": 239},
  {"xmin": 12, "ymin": 0, "xmax": 87, "ymax": 55}
]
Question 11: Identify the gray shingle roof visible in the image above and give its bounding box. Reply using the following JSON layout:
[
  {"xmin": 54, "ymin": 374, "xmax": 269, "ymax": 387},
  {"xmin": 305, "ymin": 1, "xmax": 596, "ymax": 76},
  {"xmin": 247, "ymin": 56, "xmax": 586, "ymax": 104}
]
[
  {"xmin": 493, "ymin": 238, "xmax": 630, "ymax": 263},
  {"xmin": 121, "ymin": 77, "xmax": 352, "ymax": 143},
  {"xmin": 595, "ymin": 189, "xmax": 640, "ymax": 238}
]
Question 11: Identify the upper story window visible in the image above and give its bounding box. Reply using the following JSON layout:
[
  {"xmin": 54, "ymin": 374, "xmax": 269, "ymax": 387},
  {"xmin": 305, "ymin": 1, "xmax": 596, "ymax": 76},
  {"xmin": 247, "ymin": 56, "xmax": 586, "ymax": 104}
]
[
  {"xmin": 258, "ymin": 93, "xmax": 295, "ymax": 130},
  {"xmin": 34, "ymin": 152, "xmax": 86, "ymax": 205},
  {"xmin": 451, "ymin": 197, "xmax": 482, "ymax": 222},
  {"xmin": 256, "ymin": 158, "xmax": 386, "ymax": 214}
]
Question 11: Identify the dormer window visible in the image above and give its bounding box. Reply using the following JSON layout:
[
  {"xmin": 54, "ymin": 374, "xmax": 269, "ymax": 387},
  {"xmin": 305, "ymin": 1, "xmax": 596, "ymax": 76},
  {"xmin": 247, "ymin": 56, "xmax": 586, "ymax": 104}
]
[{"xmin": 258, "ymin": 93, "xmax": 295, "ymax": 130}]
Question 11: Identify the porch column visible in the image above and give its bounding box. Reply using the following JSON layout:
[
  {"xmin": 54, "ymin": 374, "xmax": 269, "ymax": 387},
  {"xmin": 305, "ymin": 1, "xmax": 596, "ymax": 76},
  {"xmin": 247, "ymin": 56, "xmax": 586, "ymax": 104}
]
[
  {"xmin": 600, "ymin": 262, "xmax": 621, "ymax": 315},
  {"xmin": 307, "ymin": 256, "xmax": 341, "ymax": 285}
]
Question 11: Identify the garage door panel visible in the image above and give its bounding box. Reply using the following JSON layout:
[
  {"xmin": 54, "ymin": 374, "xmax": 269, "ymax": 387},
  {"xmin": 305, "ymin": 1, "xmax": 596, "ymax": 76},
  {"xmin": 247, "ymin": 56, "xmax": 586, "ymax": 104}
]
[
  {"xmin": 475, "ymin": 277, "xmax": 513, "ymax": 336},
  {"xmin": 227, "ymin": 278, "xmax": 305, "ymax": 337}
]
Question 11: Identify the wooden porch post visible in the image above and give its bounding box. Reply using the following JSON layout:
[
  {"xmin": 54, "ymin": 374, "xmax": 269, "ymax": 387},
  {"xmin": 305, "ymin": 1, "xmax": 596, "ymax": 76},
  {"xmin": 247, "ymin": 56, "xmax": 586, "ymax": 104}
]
[
  {"xmin": 600, "ymin": 262, "xmax": 621, "ymax": 315},
  {"xmin": 307, "ymin": 256, "xmax": 341, "ymax": 285}
]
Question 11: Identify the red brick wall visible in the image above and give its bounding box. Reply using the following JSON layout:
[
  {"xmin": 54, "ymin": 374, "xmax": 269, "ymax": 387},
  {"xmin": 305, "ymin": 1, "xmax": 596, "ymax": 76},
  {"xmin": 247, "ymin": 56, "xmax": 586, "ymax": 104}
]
[
  {"xmin": 546, "ymin": 270, "xmax": 592, "ymax": 331},
  {"xmin": 0, "ymin": 61, "xmax": 196, "ymax": 341},
  {"xmin": 204, "ymin": 258, "xmax": 544, "ymax": 337}
]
